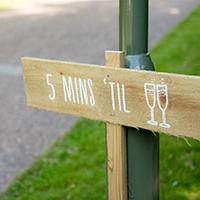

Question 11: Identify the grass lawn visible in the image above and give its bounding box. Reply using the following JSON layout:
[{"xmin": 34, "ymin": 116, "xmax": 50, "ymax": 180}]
[{"xmin": 0, "ymin": 5, "xmax": 200, "ymax": 200}]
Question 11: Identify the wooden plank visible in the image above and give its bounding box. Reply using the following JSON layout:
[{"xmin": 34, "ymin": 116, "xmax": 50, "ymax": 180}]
[
  {"xmin": 105, "ymin": 51, "xmax": 127, "ymax": 200},
  {"xmin": 21, "ymin": 55, "xmax": 200, "ymax": 140}
]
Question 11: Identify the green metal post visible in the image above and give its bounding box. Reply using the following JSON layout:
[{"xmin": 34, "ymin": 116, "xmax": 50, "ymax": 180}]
[{"xmin": 119, "ymin": 0, "xmax": 159, "ymax": 200}]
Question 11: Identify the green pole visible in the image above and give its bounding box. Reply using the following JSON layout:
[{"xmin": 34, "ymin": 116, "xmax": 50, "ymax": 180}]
[{"xmin": 119, "ymin": 0, "xmax": 159, "ymax": 199}]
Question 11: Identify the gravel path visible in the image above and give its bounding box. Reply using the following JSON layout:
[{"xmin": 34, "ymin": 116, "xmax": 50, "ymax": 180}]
[{"xmin": 0, "ymin": 0, "xmax": 199, "ymax": 192}]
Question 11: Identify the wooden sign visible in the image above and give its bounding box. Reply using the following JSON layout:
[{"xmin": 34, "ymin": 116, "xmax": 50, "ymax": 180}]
[{"xmin": 22, "ymin": 54, "xmax": 200, "ymax": 141}]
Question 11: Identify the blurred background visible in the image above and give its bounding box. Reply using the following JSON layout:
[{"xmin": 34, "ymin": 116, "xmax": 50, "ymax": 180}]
[{"xmin": 0, "ymin": 0, "xmax": 199, "ymax": 199}]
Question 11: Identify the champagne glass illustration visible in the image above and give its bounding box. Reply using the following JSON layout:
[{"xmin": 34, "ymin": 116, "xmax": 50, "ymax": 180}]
[
  {"xmin": 144, "ymin": 83, "xmax": 158, "ymax": 126},
  {"xmin": 156, "ymin": 84, "xmax": 171, "ymax": 128}
]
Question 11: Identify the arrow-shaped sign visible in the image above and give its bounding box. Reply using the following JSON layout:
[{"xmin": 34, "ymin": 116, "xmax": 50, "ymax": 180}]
[{"xmin": 22, "ymin": 54, "xmax": 200, "ymax": 140}]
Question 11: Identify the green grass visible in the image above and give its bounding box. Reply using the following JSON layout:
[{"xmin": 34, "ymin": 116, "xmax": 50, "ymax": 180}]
[
  {"xmin": 0, "ymin": 120, "xmax": 106, "ymax": 200},
  {"xmin": 1, "ymin": 5, "xmax": 200, "ymax": 200},
  {"xmin": 152, "ymin": 6, "xmax": 200, "ymax": 76}
]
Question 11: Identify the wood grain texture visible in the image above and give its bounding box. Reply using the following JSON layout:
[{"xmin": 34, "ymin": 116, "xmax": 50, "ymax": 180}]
[
  {"xmin": 105, "ymin": 51, "xmax": 127, "ymax": 200},
  {"xmin": 21, "ymin": 55, "xmax": 200, "ymax": 140}
]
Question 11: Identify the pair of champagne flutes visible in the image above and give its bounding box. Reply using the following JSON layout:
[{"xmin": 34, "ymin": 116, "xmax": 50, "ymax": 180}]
[{"xmin": 144, "ymin": 83, "xmax": 171, "ymax": 129}]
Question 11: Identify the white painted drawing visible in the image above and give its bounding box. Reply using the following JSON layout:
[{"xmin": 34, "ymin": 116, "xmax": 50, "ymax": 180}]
[
  {"xmin": 144, "ymin": 83, "xmax": 158, "ymax": 126},
  {"xmin": 156, "ymin": 84, "xmax": 171, "ymax": 128},
  {"xmin": 144, "ymin": 83, "xmax": 171, "ymax": 129}
]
